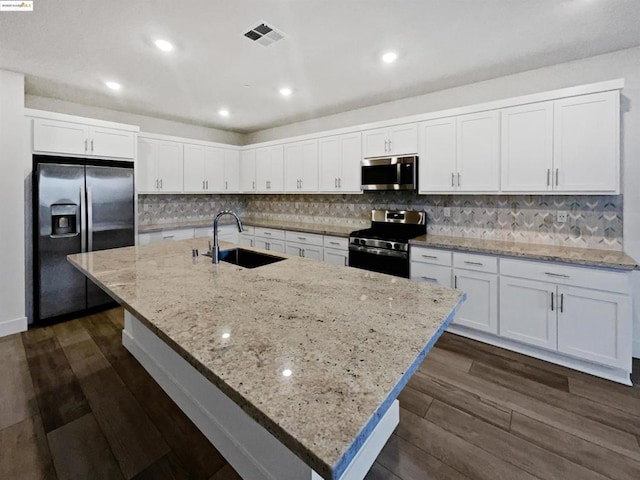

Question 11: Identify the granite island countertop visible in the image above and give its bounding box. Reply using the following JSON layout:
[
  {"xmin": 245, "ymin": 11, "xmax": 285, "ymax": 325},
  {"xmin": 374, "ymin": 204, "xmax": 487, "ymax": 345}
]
[
  {"xmin": 410, "ymin": 234, "xmax": 639, "ymax": 271},
  {"xmin": 68, "ymin": 239, "xmax": 464, "ymax": 480}
]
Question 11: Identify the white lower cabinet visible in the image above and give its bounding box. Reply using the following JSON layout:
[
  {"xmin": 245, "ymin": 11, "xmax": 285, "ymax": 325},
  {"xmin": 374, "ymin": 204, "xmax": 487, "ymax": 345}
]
[
  {"xmin": 323, "ymin": 235, "xmax": 349, "ymax": 267},
  {"xmin": 453, "ymin": 268, "xmax": 498, "ymax": 334},
  {"xmin": 254, "ymin": 238, "xmax": 285, "ymax": 253},
  {"xmin": 410, "ymin": 262, "xmax": 452, "ymax": 286},
  {"xmin": 499, "ymin": 277, "xmax": 557, "ymax": 349},
  {"xmin": 499, "ymin": 258, "xmax": 631, "ymax": 373},
  {"xmin": 285, "ymin": 242, "xmax": 323, "ymax": 261}
]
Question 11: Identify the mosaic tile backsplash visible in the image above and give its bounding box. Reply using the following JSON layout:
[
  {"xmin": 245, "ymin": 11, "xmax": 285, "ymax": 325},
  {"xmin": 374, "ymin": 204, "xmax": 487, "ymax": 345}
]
[{"xmin": 138, "ymin": 192, "xmax": 623, "ymax": 251}]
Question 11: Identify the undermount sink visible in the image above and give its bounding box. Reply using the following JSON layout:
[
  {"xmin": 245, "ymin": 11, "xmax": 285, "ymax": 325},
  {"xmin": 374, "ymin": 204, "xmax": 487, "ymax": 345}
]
[{"xmin": 213, "ymin": 248, "xmax": 286, "ymax": 269}]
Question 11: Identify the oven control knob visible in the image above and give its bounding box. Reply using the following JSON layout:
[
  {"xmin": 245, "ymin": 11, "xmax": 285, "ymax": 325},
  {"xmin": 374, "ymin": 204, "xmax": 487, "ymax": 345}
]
[
  {"xmin": 359, "ymin": 239, "xmax": 366, "ymax": 246},
  {"xmin": 386, "ymin": 242, "xmax": 392, "ymax": 249}
]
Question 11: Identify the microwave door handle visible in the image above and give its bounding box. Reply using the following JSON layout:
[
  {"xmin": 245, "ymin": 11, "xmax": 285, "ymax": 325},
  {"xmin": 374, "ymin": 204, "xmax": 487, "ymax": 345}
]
[{"xmin": 397, "ymin": 162, "xmax": 403, "ymax": 184}]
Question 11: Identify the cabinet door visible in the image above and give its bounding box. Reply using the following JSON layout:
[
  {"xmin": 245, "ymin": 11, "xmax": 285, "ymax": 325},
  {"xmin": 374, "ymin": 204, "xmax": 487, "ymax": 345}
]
[
  {"xmin": 324, "ymin": 248, "xmax": 348, "ymax": 267},
  {"xmin": 501, "ymin": 102, "xmax": 553, "ymax": 192},
  {"xmin": 457, "ymin": 111, "xmax": 500, "ymax": 192},
  {"xmin": 302, "ymin": 245, "xmax": 323, "ymax": 261},
  {"xmin": 224, "ymin": 149, "xmax": 240, "ymax": 192},
  {"xmin": 137, "ymin": 138, "xmax": 158, "ymax": 192},
  {"xmin": 389, "ymin": 124, "xmax": 418, "ymax": 156},
  {"xmin": 410, "ymin": 262, "xmax": 452, "ymax": 287},
  {"xmin": 285, "ymin": 243, "xmax": 304, "ymax": 257},
  {"xmin": 268, "ymin": 145, "xmax": 284, "ymax": 192},
  {"xmin": 553, "ymin": 91, "xmax": 619, "ymax": 193},
  {"xmin": 156, "ymin": 141, "xmax": 183, "ymax": 192},
  {"xmin": 89, "ymin": 126, "xmax": 135, "ymax": 159},
  {"xmin": 240, "ymin": 150, "xmax": 256, "ymax": 192},
  {"xmin": 453, "ymin": 270, "xmax": 498, "ymax": 334},
  {"xmin": 500, "ymin": 277, "xmax": 556, "ymax": 350},
  {"xmin": 183, "ymin": 144, "xmax": 206, "ymax": 192},
  {"xmin": 338, "ymin": 133, "xmax": 362, "ymax": 192},
  {"xmin": 255, "ymin": 147, "xmax": 276, "ymax": 192},
  {"xmin": 557, "ymin": 286, "xmax": 631, "ymax": 369},
  {"xmin": 318, "ymin": 136, "xmax": 340, "ymax": 191},
  {"xmin": 239, "ymin": 233, "xmax": 255, "ymax": 247},
  {"xmin": 363, "ymin": 127, "xmax": 389, "ymax": 158},
  {"xmin": 284, "ymin": 142, "xmax": 305, "ymax": 192},
  {"xmin": 204, "ymin": 147, "xmax": 225, "ymax": 192},
  {"xmin": 33, "ymin": 118, "xmax": 89, "ymax": 156},
  {"xmin": 418, "ymin": 118, "xmax": 457, "ymax": 193},
  {"xmin": 284, "ymin": 140, "xmax": 319, "ymax": 192},
  {"xmin": 256, "ymin": 238, "xmax": 285, "ymax": 253}
]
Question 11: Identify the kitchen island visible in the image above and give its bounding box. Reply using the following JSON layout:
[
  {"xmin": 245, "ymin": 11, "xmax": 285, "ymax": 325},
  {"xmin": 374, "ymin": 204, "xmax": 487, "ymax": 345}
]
[{"xmin": 68, "ymin": 238, "xmax": 464, "ymax": 480}]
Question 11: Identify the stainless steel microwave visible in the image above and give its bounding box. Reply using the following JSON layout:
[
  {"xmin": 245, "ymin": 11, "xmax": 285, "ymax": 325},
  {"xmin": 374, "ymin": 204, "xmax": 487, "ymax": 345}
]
[{"xmin": 360, "ymin": 156, "xmax": 418, "ymax": 191}]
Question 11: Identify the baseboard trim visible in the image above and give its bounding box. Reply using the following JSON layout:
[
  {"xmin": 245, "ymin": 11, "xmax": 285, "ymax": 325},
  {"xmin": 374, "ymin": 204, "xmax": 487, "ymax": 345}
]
[{"xmin": 0, "ymin": 316, "xmax": 27, "ymax": 338}]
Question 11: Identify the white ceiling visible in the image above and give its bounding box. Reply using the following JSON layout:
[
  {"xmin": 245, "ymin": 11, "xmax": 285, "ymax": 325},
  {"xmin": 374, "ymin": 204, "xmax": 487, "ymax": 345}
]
[{"xmin": 1, "ymin": 1, "xmax": 639, "ymax": 133}]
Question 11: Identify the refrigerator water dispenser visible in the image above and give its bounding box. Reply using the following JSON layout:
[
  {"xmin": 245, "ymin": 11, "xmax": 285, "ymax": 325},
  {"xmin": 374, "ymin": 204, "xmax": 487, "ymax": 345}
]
[{"xmin": 51, "ymin": 204, "xmax": 78, "ymax": 236}]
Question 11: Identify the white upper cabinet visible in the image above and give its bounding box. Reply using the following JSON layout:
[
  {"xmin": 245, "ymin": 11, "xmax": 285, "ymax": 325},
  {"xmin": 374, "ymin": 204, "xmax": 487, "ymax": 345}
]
[
  {"xmin": 203, "ymin": 147, "xmax": 225, "ymax": 192},
  {"xmin": 318, "ymin": 132, "xmax": 362, "ymax": 192},
  {"xmin": 363, "ymin": 123, "xmax": 418, "ymax": 158},
  {"xmin": 501, "ymin": 102, "xmax": 554, "ymax": 192},
  {"xmin": 457, "ymin": 111, "xmax": 500, "ymax": 192},
  {"xmin": 418, "ymin": 118, "xmax": 457, "ymax": 193},
  {"xmin": 33, "ymin": 118, "xmax": 136, "ymax": 159},
  {"xmin": 137, "ymin": 137, "xmax": 183, "ymax": 193},
  {"xmin": 418, "ymin": 112, "xmax": 499, "ymax": 193},
  {"xmin": 240, "ymin": 149, "xmax": 257, "ymax": 193},
  {"xmin": 224, "ymin": 149, "xmax": 240, "ymax": 192},
  {"xmin": 255, "ymin": 145, "xmax": 284, "ymax": 192},
  {"xmin": 553, "ymin": 91, "xmax": 619, "ymax": 193},
  {"xmin": 501, "ymin": 91, "xmax": 619, "ymax": 194},
  {"xmin": 284, "ymin": 140, "xmax": 319, "ymax": 192},
  {"xmin": 183, "ymin": 144, "xmax": 207, "ymax": 192}
]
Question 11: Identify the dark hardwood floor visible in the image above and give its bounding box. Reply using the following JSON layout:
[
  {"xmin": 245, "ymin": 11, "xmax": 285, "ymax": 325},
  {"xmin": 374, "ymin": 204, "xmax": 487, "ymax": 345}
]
[{"xmin": 1, "ymin": 307, "xmax": 639, "ymax": 479}]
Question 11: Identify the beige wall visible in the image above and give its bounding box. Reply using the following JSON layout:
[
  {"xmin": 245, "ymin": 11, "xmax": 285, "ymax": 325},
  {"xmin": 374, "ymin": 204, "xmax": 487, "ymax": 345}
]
[
  {"xmin": 0, "ymin": 70, "xmax": 27, "ymax": 333},
  {"xmin": 25, "ymin": 95, "xmax": 244, "ymax": 145}
]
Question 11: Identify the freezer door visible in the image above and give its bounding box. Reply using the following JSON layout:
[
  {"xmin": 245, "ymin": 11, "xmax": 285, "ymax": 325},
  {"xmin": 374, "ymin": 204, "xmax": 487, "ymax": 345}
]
[
  {"xmin": 37, "ymin": 163, "xmax": 86, "ymax": 320},
  {"xmin": 85, "ymin": 165, "xmax": 134, "ymax": 308}
]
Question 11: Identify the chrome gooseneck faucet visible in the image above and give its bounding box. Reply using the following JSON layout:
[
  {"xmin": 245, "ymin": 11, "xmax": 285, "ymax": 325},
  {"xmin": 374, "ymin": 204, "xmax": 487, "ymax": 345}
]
[{"xmin": 212, "ymin": 210, "xmax": 243, "ymax": 264}]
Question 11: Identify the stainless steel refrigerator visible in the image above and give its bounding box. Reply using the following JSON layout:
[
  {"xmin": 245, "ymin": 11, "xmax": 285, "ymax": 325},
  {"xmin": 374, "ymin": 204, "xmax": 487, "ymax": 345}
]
[{"xmin": 34, "ymin": 156, "xmax": 134, "ymax": 323}]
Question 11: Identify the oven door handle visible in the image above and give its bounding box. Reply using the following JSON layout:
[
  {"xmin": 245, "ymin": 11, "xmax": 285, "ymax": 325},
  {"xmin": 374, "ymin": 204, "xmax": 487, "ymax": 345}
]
[{"xmin": 349, "ymin": 245, "xmax": 407, "ymax": 259}]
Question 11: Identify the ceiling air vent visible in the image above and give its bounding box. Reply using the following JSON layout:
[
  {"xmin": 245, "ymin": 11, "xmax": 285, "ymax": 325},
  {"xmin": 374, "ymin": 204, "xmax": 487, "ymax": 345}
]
[{"xmin": 244, "ymin": 22, "xmax": 285, "ymax": 47}]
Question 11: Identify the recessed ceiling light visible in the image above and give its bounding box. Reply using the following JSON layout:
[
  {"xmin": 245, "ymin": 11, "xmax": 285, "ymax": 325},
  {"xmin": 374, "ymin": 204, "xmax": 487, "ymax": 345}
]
[
  {"xmin": 282, "ymin": 369, "xmax": 292, "ymax": 377},
  {"xmin": 382, "ymin": 51, "xmax": 398, "ymax": 64},
  {"xmin": 154, "ymin": 39, "xmax": 174, "ymax": 52},
  {"xmin": 105, "ymin": 81, "xmax": 121, "ymax": 90},
  {"xmin": 218, "ymin": 109, "xmax": 230, "ymax": 117},
  {"xmin": 279, "ymin": 87, "xmax": 292, "ymax": 97}
]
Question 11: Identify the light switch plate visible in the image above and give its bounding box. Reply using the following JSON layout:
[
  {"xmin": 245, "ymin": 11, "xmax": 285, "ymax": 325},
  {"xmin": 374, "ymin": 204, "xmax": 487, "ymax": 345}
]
[{"xmin": 557, "ymin": 210, "xmax": 567, "ymax": 223}]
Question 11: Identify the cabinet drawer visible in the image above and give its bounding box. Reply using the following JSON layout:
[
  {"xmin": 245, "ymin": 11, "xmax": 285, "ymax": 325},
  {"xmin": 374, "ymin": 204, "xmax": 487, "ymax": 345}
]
[
  {"xmin": 285, "ymin": 230, "xmax": 324, "ymax": 246},
  {"xmin": 453, "ymin": 252, "xmax": 498, "ymax": 274},
  {"xmin": 161, "ymin": 228, "xmax": 194, "ymax": 241},
  {"xmin": 500, "ymin": 258, "xmax": 629, "ymax": 293},
  {"xmin": 254, "ymin": 227, "xmax": 285, "ymax": 240},
  {"xmin": 323, "ymin": 235, "xmax": 349, "ymax": 250},
  {"xmin": 410, "ymin": 262, "xmax": 452, "ymax": 287},
  {"xmin": 411, "ymin": 247, "xmax": 452, "ymax": 266}
]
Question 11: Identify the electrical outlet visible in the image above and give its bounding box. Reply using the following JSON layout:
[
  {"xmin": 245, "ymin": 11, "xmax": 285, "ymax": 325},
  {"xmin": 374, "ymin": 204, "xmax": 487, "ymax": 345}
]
[
  {"xmin": 443, "ymin": 207, "xmax": 451, "ymax": 218},
  {"xmin": 557, "ymin": 210, "xmax": 568, "ymax": 223}
]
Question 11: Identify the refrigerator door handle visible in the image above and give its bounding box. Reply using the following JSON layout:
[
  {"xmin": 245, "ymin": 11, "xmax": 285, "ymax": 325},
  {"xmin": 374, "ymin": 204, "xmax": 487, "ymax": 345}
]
[
  {"xmin": 80, "ymin": 186, "xmax": 87, "ymax": 253},
  {"xmin": 87, "ymin": 187, "xmax": 94, "ymax": 251}
]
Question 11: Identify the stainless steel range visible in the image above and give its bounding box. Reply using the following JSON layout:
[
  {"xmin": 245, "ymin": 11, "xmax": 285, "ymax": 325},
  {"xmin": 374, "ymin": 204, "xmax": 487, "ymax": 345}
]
[{"xmin": 349, "ymin": 210, "xmax": 426, "ymax": 278}]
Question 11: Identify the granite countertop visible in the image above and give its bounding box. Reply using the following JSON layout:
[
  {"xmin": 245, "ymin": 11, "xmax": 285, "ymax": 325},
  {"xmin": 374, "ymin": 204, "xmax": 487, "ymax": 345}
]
[
  {"xmin": 137, "ymin": 217, "xmax": 369, "ymax": 238},
  {"xmin": 410, "ymin": 234, "xmax": 639, "ymax": 271},
  {"xmin": 68, "ymin": 239, "xmax": 464, "ymax": 480}
]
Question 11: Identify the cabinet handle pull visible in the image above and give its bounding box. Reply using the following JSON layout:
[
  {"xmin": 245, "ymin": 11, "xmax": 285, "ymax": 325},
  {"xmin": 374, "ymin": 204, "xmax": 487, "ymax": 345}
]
[
  {"xmin": 329, "ymin": 241, "xmax": 340, "ymax": 246},
  {"xmin": 560, "ymin": 293, "xmax": 564, "ymax": 313},
  {"xmin": 454, "ymin": 275, "xmax": 457, "ymax": 288},
  {"xmin": 263, "ymin": 232, "xmax": 272, "ymax": 235},
  {"xmin": 297, "ymin": 237, "xmax": 306, "ymax": 241},
  {"xmin": 91, "ymin": 139, "xmax": 94, "ymax": 152},
  {"xmin": 457, "ymin": 172, "xmax": 461, "ymax": 187},
  {"xmin": 266, "ymin": 242, "xmax": 270, "ymax": 250},
  {"xmin": 206, "ymin": 180, "xmax": 209, "ymax": 189},
  {"xmin": 388, "ymin": 139, "xmax": 392, "ymax": 151},
  {"xmin": 160, "ymin": 179, "xmax": 163, "ymax": 189},
  {"xmin": 464, "ymin": 261, "xmax": 484, "ymax": 266},
  {"xmin": 202, "ymin": 180, "xmax": 205, "ymax": 190},
  {"xmin": 384, "ymin": 139, "xmax": 388, "ymax": 152},
  {"xmin": 335, "ymin": 178, "xmax": 338, "ymax": 188},
  {"xmin": 547, "ymin": 169, "xmax": 550, "ymax": 187},
  {"xmin": 544, "ymin": 272, "xmax": 570, "ymax": 279},
  {"xmin": 422, "ymin": 254, "xmax": 438, "ymax": 259},
  {"xmin": 451, "ymin": 173, "xmax": 455, "ymax": 187},
  {"xmin": 555, "ymin": 168, "xmax": 559, "ymax": 186},
  {"xmin": 84, "ymin": 139, "xmax": 88, "ymax": 152},
  {"xmin": 338, "ymin": 177, "xmax": 341, "ymax": 188},
  {"xmin": 156, "ymin": 179, "xmax": 159, "ymax": 189},
  {"xmin": 551, "ymin": 292, "xmax": 554, "ymax": 311},
  {"xmin": 225, "ymin": 181, "xmax": 228, "ymax": 190},
  {"xmin": 344, "ymin": 257, "xmax": 347, "ymax": 266},
  {"xmin": 421, "ymin": 276, "xmax": 438, "ymax": 283}
]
